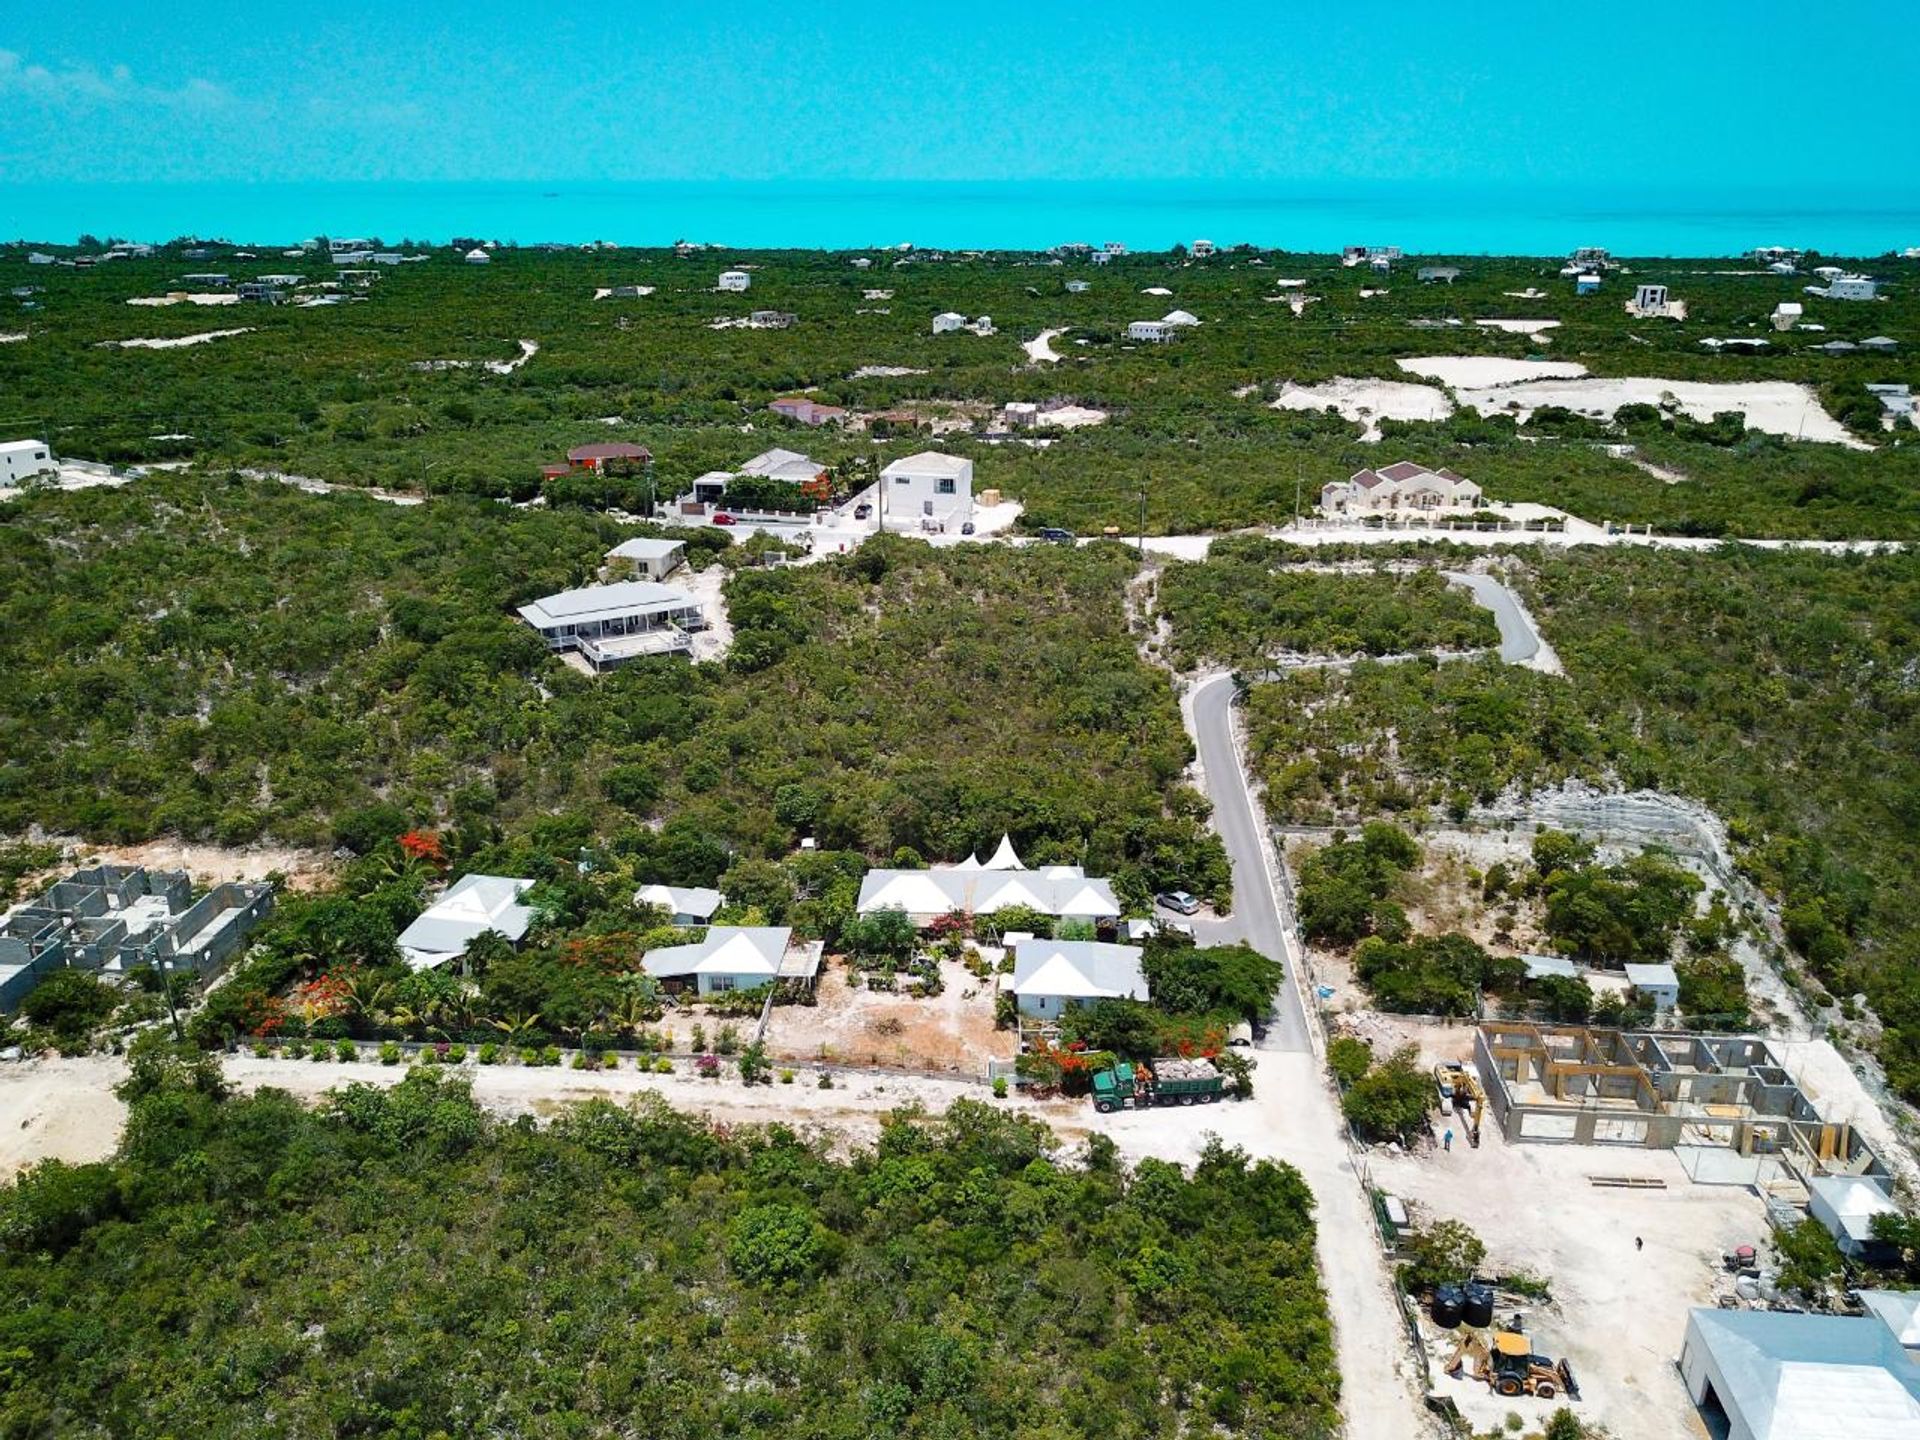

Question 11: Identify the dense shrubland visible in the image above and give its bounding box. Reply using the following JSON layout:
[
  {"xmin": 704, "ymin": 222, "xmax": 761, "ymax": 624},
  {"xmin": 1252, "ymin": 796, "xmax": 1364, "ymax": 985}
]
[
  {"xmin": 0, "ymin": 476, "xmax": 1226, "ymax": 906},
  {"xmin": 0, "ymin": 1054, "xmax": 1338, "ymax": 1438}
]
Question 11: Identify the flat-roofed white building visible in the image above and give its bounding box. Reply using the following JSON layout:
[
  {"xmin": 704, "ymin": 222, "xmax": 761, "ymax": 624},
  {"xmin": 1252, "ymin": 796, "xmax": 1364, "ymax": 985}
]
[
  {"xmin": 0, "ymin": 440, "xmax": 56, "ymax": 488},
  {"xmin": 718, "ymin": 269, "xmax": 750, "ymax": 291},
  {"xmin": 517, "ymin": 581, "xmax": 704, "ymax": 669},
  {"xmin": 880, "ymin": 450, "xmax": 973, "ymax": 532}
]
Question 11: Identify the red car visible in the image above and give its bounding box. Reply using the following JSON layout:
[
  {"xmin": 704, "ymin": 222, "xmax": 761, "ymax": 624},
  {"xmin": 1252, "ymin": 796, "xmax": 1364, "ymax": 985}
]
[{"xmin": 712, "ymin": 512, "xmax": 737, "ymax": 526}]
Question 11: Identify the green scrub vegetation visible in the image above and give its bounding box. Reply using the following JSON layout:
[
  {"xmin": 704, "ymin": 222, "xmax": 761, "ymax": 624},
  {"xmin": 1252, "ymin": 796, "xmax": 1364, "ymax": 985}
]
[{"xmin": 0, "ymin": 1054, "xmax": 1338, "ymax": 1439}]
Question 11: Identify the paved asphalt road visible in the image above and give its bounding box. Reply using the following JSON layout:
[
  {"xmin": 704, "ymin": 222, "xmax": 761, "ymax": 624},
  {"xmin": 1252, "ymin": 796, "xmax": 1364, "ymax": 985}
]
[
  {"xmin": 1188, "ymin": 674, "xmax": 1313, "ymax": 1054},
  {"xmin": 1443, "ymin": 569, "xmax": 1547, "ymax": 665}
]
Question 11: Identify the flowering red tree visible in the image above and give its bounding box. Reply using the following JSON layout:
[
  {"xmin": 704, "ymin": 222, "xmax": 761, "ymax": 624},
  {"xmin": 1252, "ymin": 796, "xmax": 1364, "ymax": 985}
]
[{"xmin": 397, "ymin": 830, "xmax": 447, "ymax": 868}]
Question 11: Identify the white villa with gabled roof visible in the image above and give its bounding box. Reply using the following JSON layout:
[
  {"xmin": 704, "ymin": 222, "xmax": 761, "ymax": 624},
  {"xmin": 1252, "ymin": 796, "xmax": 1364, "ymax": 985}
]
[
  {"xmin": 856, "ymin": 834, "xmax": 1121, "ymax": 926},
  {"xmin": 641, "ymin": 925, "xmax": 822, "ymax": 994},
  {"xmin": 1007, "ymin": 938, "xmax": 1150, "ymax": 1018}
]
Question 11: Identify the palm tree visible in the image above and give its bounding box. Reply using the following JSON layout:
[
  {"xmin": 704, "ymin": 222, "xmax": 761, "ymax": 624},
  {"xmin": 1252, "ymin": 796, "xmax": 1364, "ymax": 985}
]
[{"xmin": 488, "ymin": 1011, "xmax": 542, "ymax": 1045}]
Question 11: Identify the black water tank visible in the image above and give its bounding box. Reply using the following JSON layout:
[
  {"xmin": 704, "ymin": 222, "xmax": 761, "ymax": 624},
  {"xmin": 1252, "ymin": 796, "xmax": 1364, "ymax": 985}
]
[
  {"xmin": 1462, "ymin": 1282, "xmax": 1495, "ymax": 1329},
  {"xmin": 1431, "ymin": 1284, "xmax": 1465, "ymax": 1328}
]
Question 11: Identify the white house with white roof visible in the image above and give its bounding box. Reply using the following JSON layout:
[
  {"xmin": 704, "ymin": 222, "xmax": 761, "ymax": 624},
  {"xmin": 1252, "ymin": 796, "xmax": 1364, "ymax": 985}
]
[
  {"xmin": 605, "ymin": 536, "xmax": 686, "ymax": 580},
  {"xmin": 641, "ymin": 925, "xmax": 822, "ymax": 995},
  {"xmin": 396, "ymin": 874, "xmax": 535, "ymax": 971},
  {"xmin": 0, "ymin": 440, "xmax": 57, "ymax": 488},
  {"xmin": 517, "ymin": 581, "xmax": 704, "ymax": 669},
  {"xmin": 1160, "ymin": 309, "xmax": 1201, "ymax": 328},
  {"xmin": 635, "ymin": 883, "xmax": 722, "ymax": 925},
  {"xmin": 880, "ymin": 451, "xmax": 973, "ymax": 532},
  {"xmin": 1679, "ymin": 1306, "xmax": 1920, "ymax": 1440},
  {"xmin": 1127, "ymin": 320, "xmax": 1176, "ymax": 343},
  {"xmin": 856, "ymin": 834, "xmax": 1122, "ymax": 926},
  {"xmin": 1808, "ymin": 1175, "xmax": 1900, "ymax": 1259},
  {"xmin": 1623, "ymin": 961, "xmax": 1680, "ymax": 1012},
  {"xmin": 1008, "ymin": 938, "xmax": 1149, "ymax": 1018},
  {"xmin": 464, "ymin": 248, "xmax": 491, "ymax": 265},
  {"xmin": 718, "ymin": 269, "xmax": 750, "ymax": 292}
]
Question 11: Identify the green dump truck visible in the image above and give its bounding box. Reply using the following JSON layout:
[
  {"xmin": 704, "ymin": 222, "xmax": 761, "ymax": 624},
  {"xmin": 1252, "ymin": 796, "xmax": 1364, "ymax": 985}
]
[{"xmin": 1091, "ymin": 1057, "xmax": 1223, "ymax": 1112}]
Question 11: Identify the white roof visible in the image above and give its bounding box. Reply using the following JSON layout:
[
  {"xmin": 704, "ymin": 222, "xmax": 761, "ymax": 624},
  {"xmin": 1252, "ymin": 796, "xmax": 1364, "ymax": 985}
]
[
  {"xmin": 643, "ymin": 925, "xmax": 789, "ymax": 980},
  {"xmin": 1686, "ymin": 1308, "xmax": 1920, "ymax": 1440},
  {"xmin": 1011, "ymin": 939, "xmax": 1148, "ymax": 1001},
  {"xmin": 1161, "ymin": 309, "xmax": 1201, "ymax": 326},
  {"xmin": 464, "ymin": 248, "xmax": 490, "ymax": 261},
  {"xmin": 739, "ymin": 447, "xmax": 823, "ymax": 483},
  {"xmin": 1810, "ymin": 1175, "xmax": 1899, "ymax": 1243},
  {"xmin": 517, "ymin": 581, "xmax": 698, "ymax": 629},
  {"xmin": 1523, "ymin": 954, "xmax": 1580, "ymax": 980},
  {"xmin": 881, "ymin": 451, "xmax": 972, "ymax": 479},
  {"xmin": 635, "ymin": 883, "xmax": 721, "ymax": 919},
  {"xmin": 1623, "ymin": 962, "xmax": 1679, "ymax": 988},
  {"xmin": 397, "ymin": 874, "xmax": 534, "ymax": 969},
  {"xmin": 983, "ymin": 833, "xmax": 1024, "ymax": 870},
  {"xmin": 933, "ymin": 310, "xmax": 965, "ymax": 322},
  {"xmin": 0, "ymin": 440, "xmax": 49, "ymax": 456},
  {"xmin": 1859, "ymin": 1291, "xmax": 1920, "ymax": 1348},
  {"xmin": 607, "ymin": 537, "xmax": 684, "ymax": 562},
  {"xmin": 856, "ymin": 864, "xmax": 1120, "ymax": 920}
]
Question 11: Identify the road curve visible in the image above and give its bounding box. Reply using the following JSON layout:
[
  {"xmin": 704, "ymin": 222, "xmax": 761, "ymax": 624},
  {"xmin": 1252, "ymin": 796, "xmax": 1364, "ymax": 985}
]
[
  {"xmin": 1187, "ymin": 673, "xmax": 1312, "ymax": 1053},
  {"xmin": 1443, "ymin": 569, "xmax": 1562, "ymax": 672}
]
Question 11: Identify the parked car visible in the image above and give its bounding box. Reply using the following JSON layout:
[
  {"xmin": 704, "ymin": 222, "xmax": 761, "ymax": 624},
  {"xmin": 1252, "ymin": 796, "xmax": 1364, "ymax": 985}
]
[
  {"xmin": 853, "ymin": 503, "xmax": 872, "ymax": 520},
  {"xmin": 960, "ymin": 521, "xmax": 976, "ymax": 535},
  {"xmin": 712, "ymin": 513, "xmax": 737, "ymax": 526},
  {"xmin": 1036, "ymin": 527, "xmax": 1076, "ymax": 544},
  {"xmin": 1155, "ymin": 890, "xmax": 1201, "ymax": 915}
]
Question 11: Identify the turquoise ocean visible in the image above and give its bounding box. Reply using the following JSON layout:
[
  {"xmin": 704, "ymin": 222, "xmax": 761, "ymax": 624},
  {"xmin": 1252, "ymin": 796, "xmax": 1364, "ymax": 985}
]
[{"xmin": 6, "ymin": 180, "xmax": 1919, "ymax": 257}]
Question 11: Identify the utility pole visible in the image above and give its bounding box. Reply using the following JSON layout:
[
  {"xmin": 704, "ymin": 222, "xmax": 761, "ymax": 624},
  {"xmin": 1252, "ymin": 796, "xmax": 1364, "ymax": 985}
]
[{"xmin": 644, "ymin": 457, "xmax": 656, "ymax": 519}]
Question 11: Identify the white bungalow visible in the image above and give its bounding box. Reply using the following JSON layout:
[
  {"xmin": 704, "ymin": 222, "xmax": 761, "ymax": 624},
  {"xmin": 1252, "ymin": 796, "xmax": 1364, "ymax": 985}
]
[
  {"xmin": 605, "ymin": 537, "xmax": 686, "ymax": 580},
  {"xmin": 1127, "ymin": 320, "xmax": 1175, "ymax": 343},
  {"xmin": 641, "ymin": 925, "xmax": 821, "ymax": 995},
  {"xmin": 634, "ymin": 884, "xmax": 722, "ymax": 925},
  {"xmin": 718, "ymin": 269, "xmax": 751, "ymax": 292},
  {"xmin": 1008, "ymin": 938, "xmax": 1149, "ymax": 1018},
  {"xmin": 932, "ymin": 311, "xmax": 967, "ymax": 334},
  {"xmin": 0, "ymin": 440, "xmax": 57, "ymax": 488},
  {"xmin": 879, "ymin": 450, "xmax": 973, "ymax": 532},
  {"xmin": 1160, "ymin": 309, "xmax": 1201, "ymax": 328},
  {"xmin": 464, "ymin": 248, "xmax": 491, "ymax": 265},
  {"xmin": 517, "ymin": 581, "xmax": 704, "ymax": 669},
  {"xmin": 397, "ymin": 874, "xmax": 534, "ymax": 971}
]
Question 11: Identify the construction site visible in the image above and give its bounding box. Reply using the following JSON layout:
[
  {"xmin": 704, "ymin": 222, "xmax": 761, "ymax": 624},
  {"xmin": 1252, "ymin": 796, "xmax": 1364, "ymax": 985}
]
[
  {"xmin": 1474, "ymin": 1022, "xmax": 1890, "ymax": 1187},
  {"xmin": 1356, "ymin": 1022, "xmax": 1912, "ymax": 1440}
]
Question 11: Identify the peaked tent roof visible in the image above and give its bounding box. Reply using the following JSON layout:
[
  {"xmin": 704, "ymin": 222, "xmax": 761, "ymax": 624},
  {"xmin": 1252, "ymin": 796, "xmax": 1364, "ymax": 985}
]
[{"xmin": 983, "ymin": 834, "xmax": 1025, "ymax": 870}]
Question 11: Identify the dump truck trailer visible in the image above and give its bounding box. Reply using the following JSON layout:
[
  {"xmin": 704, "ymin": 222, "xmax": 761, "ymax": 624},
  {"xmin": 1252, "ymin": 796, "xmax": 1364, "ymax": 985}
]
[{"xmin": 1091, "ymin": 1058, "xmax": 1223, "ymax": 1112}]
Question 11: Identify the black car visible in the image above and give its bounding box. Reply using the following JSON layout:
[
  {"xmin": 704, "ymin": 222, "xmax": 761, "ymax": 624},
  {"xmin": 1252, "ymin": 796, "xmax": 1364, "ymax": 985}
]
[
  {"xmin": 853, "ymin": 503, "xmax": 872, "ymax": 519},
  {"xmin": 1155, "ymin": 889, "xmax": 1201, "ymax": 915},
  {"xmin": 1036, "ymin": 527, "xmax": 1076, "ymax": 544}
]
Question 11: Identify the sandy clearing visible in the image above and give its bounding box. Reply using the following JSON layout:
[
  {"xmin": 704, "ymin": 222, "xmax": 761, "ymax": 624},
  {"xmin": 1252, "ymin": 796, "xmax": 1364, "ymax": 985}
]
[
  {"xmin": 102, "ymin": 328, "xmax": 254, "ymax": 350},
  {"xmin": 1370, "ymin": 1129, "xmax": 1755, "ymax": 1440},
  {"xmin": 0, "ymin": 1059, "xmax": 127, "ymax": 1181},
  {"xmin": 1023, "ymin": 327, "xmax": 1066, "ymax": 363},
  {"xmin": 1034, "ymin": 403, "xmax": 1107, "ymax": 430},
  {"xmin": 768, "ymin": 957, "xmax": 1011, "ymax": 1073},
  {"xmin": 488, "ymin": 339, "xmax": 538, "ymax": 374},
  {"xmin": 1453, "ymin": 376, "xmax": 1863, "ymax": 446},
  {"xmin": 1141, "ymin": 286, "xmax": 1172, "ymax": 296},
  {"xmin": 1271, "ymin": 377, "xmax": 1453, "ymax": 441},
  {"xmin": 681, "ymin": 562, "xmax": 735, "ymax": 663},
  {"xmin": 126, "ymin": 293, "xmax": 240, "ymax": 307},
  {"xmin": 1398, "ymin": 356, "xmax": 1588, "ymax": 388},
  {"xmin": 0, "ymin": 332, "xmax": 24, "ymax": 343},
  {"xmin": 592, "ymin": 286, "xmax": 654, "ymax": 300},
  {"xmin": 850, "ymin": 365, "xmax": 927, "ymax": 379}
]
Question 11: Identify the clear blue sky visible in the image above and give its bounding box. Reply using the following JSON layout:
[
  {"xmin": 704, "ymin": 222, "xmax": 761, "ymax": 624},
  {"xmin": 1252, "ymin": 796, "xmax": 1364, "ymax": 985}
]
[{"xmin": 1, "ymin": 1, "xmax": 1911, "ymax": 188}]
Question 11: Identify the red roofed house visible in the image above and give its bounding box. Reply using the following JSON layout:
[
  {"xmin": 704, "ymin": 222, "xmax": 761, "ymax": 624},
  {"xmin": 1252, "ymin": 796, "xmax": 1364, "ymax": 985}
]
[
  {"xmin": 1319, "ymin": 460, "xmax": 1483, "ymax": 516},
  {"xmin": 566, "ymin": 442, "xmax": 653, "ymax": 477},
  {"xmin": 768, "ymin": 396, "xmax": 849, "ymax": 427}
]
